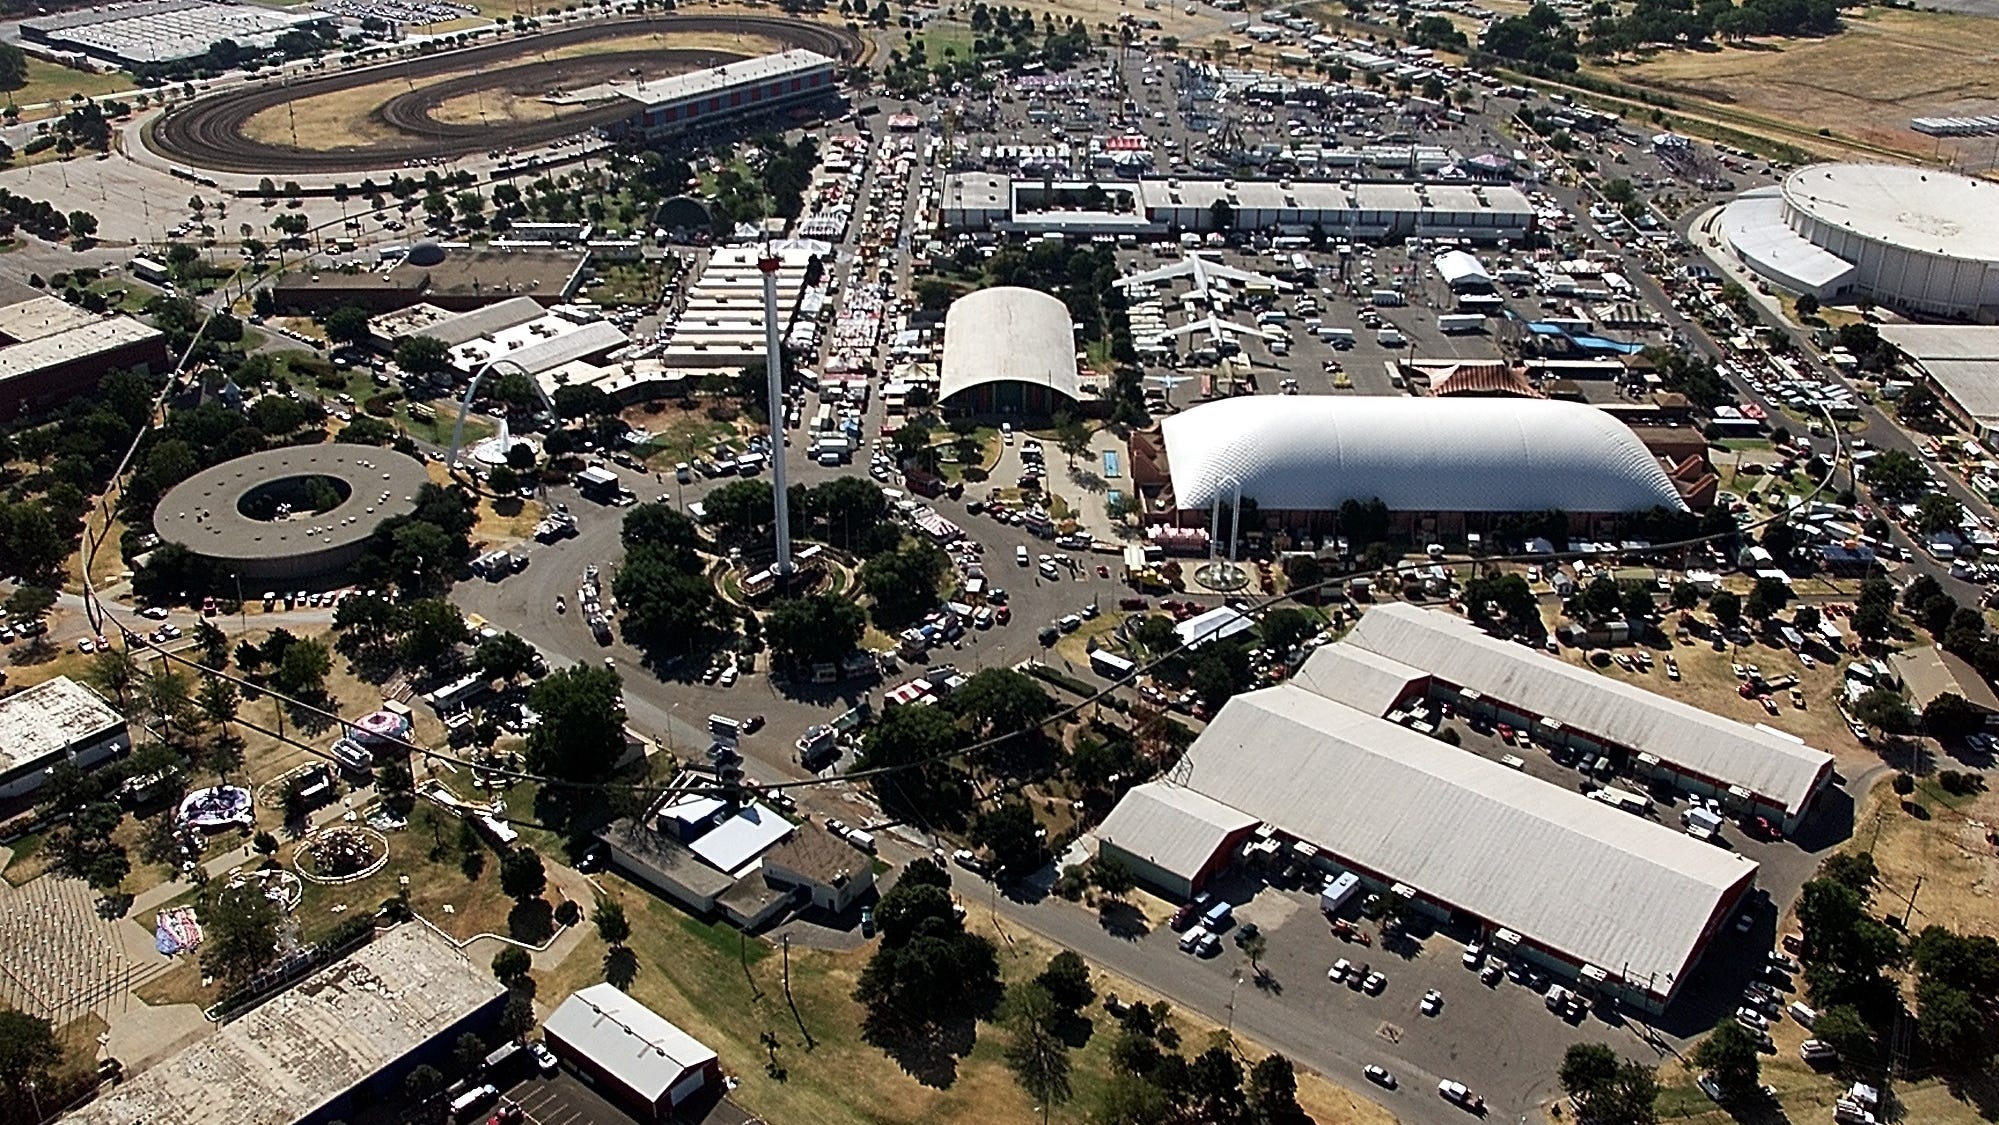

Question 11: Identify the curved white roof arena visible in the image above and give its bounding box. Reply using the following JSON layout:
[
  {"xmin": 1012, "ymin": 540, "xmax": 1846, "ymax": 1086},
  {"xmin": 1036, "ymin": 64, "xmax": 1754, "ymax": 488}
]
[
  {"xmin": 1783, "ymin": 163, "xmax": 1999, "ymax": 263},
  {"xmin": 938, "ymin": 286, "xmax": 1081, "ymax": 404},
  {"xmin": 1162, "ymin": 396, "xmax": 1686, "ymax": 513}
]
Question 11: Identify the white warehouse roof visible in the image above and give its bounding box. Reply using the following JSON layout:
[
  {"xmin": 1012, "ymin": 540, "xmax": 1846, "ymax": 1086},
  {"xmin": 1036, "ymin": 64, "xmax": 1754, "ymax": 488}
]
[
  {"xmin": 938, "ymin": 286, "xmax": 1081, "ymax": 404},
  {"xmin": 1097, "ymin": 781, "xmax": 1258, "ymax": 886},
  {"xmin": 1161, "ymin": 396, "xmax": 1685, "ymax": 513},
  {"xmin": 1333, "ymin": 604, "xmax": 1835, "ymax": 820},
  {"xmin": 1290, "ymin": 644, "xmax": 1426, "ymax": 715},
  {"xmin": 1177, "ymin": 684, "xmax": 1758, "ymax": 997}
]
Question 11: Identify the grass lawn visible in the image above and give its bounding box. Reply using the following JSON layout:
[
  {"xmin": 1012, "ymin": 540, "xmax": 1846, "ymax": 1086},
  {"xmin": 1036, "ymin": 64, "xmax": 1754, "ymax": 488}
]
[
  {"xmin": 3, "ymin": 60, "xmax": 136, "ymax": 111},
  {"xmin": 2, "ymin": 831, "xmax": 49, "ymax": 886},
  {"xmin": 538, "ymin": 877, "xmax": 1394, "ymax": 1125},
  {"xmin": 628, "ymin": 400, "xmax": 743, "ymax": 466},
  {"xmin": 584, "ymin": 262, "xmax": 668, "ymax": 307}
]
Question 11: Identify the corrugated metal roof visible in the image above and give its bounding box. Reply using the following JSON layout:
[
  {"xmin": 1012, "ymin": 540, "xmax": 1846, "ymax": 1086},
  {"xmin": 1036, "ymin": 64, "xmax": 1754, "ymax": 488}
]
[
  {"xmin": 545, "ymin": 984, "xmax": 716, "ymax": 1102},
  {"xmin": 1333, "ymin": 604, "xmax": 1832, "ymax": 816},
  {"xmin": 1718, "ymin": 188, "xmax": 1857, "ymax": 292},
  {"xmin": 1177, "ymin": 685, "xmax": 1757, "ymax": 992},
  {"xmin": 1289, "ymin": 645, "xmax": 1424, "ymax": 714},
  {"xmin": 1161, "ymin": 396, "xmax": 1685, "ymax": 514},
  {"xmin": 1097, "ymin": 781, "xmax": 1258, "ymax": 884}
]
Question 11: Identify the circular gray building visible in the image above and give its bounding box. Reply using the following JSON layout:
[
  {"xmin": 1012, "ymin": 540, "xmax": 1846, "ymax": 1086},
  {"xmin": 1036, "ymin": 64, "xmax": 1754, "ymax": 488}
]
[
  {"xmin": 1722, "ymin": 163, "xmax": 1999, "ymax": 320},
  {"xmin": 154, "ymin": 446, "xmax": 431, "ymax": 580}
]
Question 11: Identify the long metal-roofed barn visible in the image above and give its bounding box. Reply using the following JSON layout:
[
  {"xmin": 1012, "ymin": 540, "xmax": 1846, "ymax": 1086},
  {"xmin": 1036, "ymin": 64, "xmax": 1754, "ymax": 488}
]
[
  {"xmin": 1159, "ymin": 396, "xmax": 1685, "ymax": 517},
  {"xmin": 938, "ymin": 286, "xmax": 1083, "ymax": 416},
  {"xmin": 1307, "ymin": 603, "xmax": 1835, "ymax": 831},
  {"xmin": 1098, "ymin": 685, "xmax": 1760, "ymax": 1012}
]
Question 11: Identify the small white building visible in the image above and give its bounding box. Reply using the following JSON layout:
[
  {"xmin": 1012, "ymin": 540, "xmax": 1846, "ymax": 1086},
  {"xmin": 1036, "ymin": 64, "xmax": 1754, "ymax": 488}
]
[{"xmin": 0, "ymin": 677, "xmax": 127, "ymax": 801}]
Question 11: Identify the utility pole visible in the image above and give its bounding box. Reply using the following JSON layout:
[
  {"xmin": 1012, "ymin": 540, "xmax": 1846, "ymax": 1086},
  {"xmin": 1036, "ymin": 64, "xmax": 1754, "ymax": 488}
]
[{"xmin": 1900, "ymin": 873, "xmax": 1923, "ymax": 930}]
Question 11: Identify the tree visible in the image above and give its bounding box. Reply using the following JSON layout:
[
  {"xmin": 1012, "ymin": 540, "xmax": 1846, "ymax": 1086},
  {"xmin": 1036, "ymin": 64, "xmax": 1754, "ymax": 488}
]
[
  {"xmin": 1693, "ymin": 1022, "xmax": 1762, "ymax": 1102},
  {"xmin": 491, "ymin": 946, "xmax": 531, "ymax": 983},
  {"xmin": 1000, "ymin": 982, "xmax": 1072, "ymax": 1124},
  {"xmin": 1853, "ymin": 686, "xmax": 1916, "ymax": 735},
  {"xmin": 1091, "ymin": 856, "xmax": 1136, "ymax": 904},
  {"xmin": 499, "ymin": 847, "xmax": 547, "ymax": 903},
  {"xmin": 1744, "ymin": 576, "xmax": 1790, "ymax": 623},
  {"xmin": 763, "ymin": 594, "xmax": 865, "ymax": 668},
  {"xmin": 1053, "ymin": 413, "xmax": 1091, "ymax": 467},
  {"xmin": 1260, "ymin": 608, "xmax": 1314, "ymax": 655},
  {"xmin": 323, "ymin": 304, "xmax": 372, "ymax": 346},
  {"xmin": 855, "ymin": 878, "xmax": 1001, "ymax": 1032},
  {"xmin": 1916, "ymin": 976, "xmax": 1989, "ymax": 1067},
  {"xmin": 524, "ymin": 665, "xmax": 624, "ymax": 781},
  {"xmin": 271, "ymin": 636, "xmax": 332, "ymax": 700},
  {"xmin": 593, "ymin": 899, "xmax": 631, "ymax": 946},
  {"xmin": 66, "ymin": 210, "xmax": 97, "ymax": 242},
  {"xmin": 1036, "ymin": 951, "xmax": 1094, "ymax": 1019},
  {"xmin": 1918, "ymin": 493, "xmax": 1965, "ymax": 536},
  {"xmin": 1811, "ymin": 1004, "xmax": 1877, "ymax": 1070},
  {"xmin": 952, "ymin": 667, "xmax": 1054, "ymax": 736},
  {"xmin": 1861, "ymin": 449, "xmax": 1925, "ymax": 497},
  {"xmin": 395, "ymin": 334, "xmax": 450, "ymax": 378},
  {"xmin": 403, "ymin": 1063, "xmax": 444, "ymax": 1105},
  {"xmin": 1923, "ymin": 692, "xmax": 1986, "ymax": 741},
  {"xmin": 859, "ymin": 540, "xmax": 946, "ymax": 627},
  {"xmin": 474, "ymin": 631, "xmax": 537, "ymax": 684},
  {"xmin": 1560, "ymin": 1042, "xmax": 1658, "ymax": 1124},
  {"xmin": 614, "ymin": 544, "xmax": 726, "ymax": 651},
  {"xmin": 4, "ymin": 585, "xmax": 56, "ymax": 634},
  {"xmin": 0, "ymin": 1007, "xmax": 61, "ymax": 1101},
  {"xmin": 974, "ymin": 802, "xmax": 1048, "ymax": 881},
  {"xmin": 202, "ymin": 879, "xmax": 281, "ymax": 984},
  {"xmin": 394, "ymin": 598, "xmax": 468, "ymax": 670},
  {"xmin": 1795, "ymin": 293, "xmax": 1820, "ymax": 318},
  {"xmin": 1709, "ymin": 589, "xmax": 1742, "ymax": 632},
  {"xmin": 1247, "ymin": 1053, "xmax": 1301, "ymax": 1124}
]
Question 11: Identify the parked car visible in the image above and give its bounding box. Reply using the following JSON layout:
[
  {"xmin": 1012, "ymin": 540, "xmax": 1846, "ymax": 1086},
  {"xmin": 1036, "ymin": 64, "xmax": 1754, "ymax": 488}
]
[{"xmin": 1364, "ymin": 1065, "xmax": 1397, "ymax": 1089}]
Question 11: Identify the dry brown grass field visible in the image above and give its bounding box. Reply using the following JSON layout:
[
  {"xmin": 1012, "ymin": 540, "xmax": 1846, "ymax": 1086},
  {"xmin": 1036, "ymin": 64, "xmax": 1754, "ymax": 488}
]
[{"xmin": 1590, "ymin": 9, "xmax": 1999, "ymax": 161}]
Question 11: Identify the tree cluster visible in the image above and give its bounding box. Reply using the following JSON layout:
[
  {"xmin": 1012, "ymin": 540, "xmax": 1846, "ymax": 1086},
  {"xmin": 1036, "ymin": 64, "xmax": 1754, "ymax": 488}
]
[
  {"xmin": 524, "ymin": 664, "xmax": 626, "ymax": 782},
  {"xmin": 614, "ymin": 502, "xmax": 729, "ymax": 653},
  {"xmin": 1558, "ymin": 1042, "xmax": 1660, "ymax": 1125},
  {"xmin": 854, "ymin": 862, "xmax": 1002, "ymax": 1039}
]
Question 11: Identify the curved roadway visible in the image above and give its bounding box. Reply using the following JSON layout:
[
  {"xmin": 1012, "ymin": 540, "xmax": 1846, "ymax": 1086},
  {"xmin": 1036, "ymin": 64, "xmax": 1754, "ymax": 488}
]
[{"xmin": 146, "ymin": 15, "xmax": 862, "ymax": 174}]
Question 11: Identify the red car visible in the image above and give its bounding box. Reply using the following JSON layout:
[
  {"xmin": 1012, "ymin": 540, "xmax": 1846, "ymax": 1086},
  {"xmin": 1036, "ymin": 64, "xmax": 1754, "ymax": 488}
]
[
  {"xmin": 1497, "ymin": 724, "xmax": 1515, "ymax": 744},
  {"xmin": 1118, "ymin": 597, "xmax": 1149, "ymax": 611},
  {"xmin": 1096, "ymin": 564, "xmax": 1111, "ymax": 578},
  {"xmin": 1747, "ymin": 816, "xmax": 1783, "ymax": 841},
  {"xmin": 995, "ymin": 606, "xmax": 1011, "ymax": 625}
]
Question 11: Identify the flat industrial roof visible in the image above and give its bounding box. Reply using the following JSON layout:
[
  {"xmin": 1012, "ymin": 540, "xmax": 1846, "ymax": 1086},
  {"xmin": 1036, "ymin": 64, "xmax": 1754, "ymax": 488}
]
[
  {"xmin": 0, "ymin": 677, "xmax": 124, "ymax": 776},
  {"xmin": 1171, "ymin": 684, "xmax": 1758, "ymax": 995},
  {"xmin": 596, "ymin": 49, "xmax": 836, "ymax": 108},
  {"xmin": 0, "ymin": 295, "xmax": 102, "ymax": 343},
  {"xmin": 1784, "ymin": 163, "xmax": 1999, "ymax": 262},
  {"xmin": 63, "ymin": 925, "xmax": 505, "ymax": 1125},
  {"xmin": 0, "ymin": 315, "xmax": 164, "ymax": 384},
  {"xmin": 1290, "ymin": 644, "xmax": 1426, "ymax": 714},
  {"xmin": 1876, "ymin": 325, "xmax": 1999, "ymax": 423},
  {"xmin": 1137, "ymin": 178, "xmax": 1535, "ymax": 217},
  {"xmin": 1331, "ymin": 604, "xmax": 1834, "ymax": 818},
  {"xmin": 153, "ymin": 446, "xmax": 430, "ymax": 564}
]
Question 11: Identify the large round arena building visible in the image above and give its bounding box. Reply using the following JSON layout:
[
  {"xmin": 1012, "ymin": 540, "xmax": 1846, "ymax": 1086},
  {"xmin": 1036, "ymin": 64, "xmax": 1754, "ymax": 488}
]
[
  {"xmin": 1720, "ymin": 163, "xmax": 1999, "ymax": 321},
  {"xmin": 154, "ymin": 446, "xmax": 430, "ymax": 581}
]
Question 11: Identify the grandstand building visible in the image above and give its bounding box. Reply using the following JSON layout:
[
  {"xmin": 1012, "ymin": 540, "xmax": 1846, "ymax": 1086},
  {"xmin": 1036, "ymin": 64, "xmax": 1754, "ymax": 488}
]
[{"xmin": 596, "ymin": 50, "xmax": 841, "ymax": 140}]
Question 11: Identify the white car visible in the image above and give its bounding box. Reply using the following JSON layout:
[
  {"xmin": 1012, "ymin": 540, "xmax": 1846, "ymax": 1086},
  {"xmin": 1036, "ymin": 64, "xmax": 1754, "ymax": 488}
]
[
  {"xmin": 1328, "ymin": 958, "xmax": 1352, "ymax": 982},
  {"xmin": 141, "ymin": 606, "xmax": 170, "ymax": 620},
  {"xmin": 1362, "ymin": 972, "xmax": 1386, "ymax": 994},
  {"xmin": 1421, "ymin": 989, "xmax": 1443, "ymax": 1015},
  {"xmin": 1736, "ymin": 1007, "xmax": 1769, "ymax": 1031},
  {"xmin": 1462, "ymin": 943, "xmax": 1484, "ymax": 968},
  {"xmin": 1364, "ymin": 1064, "xmax": 1397, "ymax": 1089},
  {"xmin": 1039, "ymin": 561, "xmax": 1059, "ymax": 580}
]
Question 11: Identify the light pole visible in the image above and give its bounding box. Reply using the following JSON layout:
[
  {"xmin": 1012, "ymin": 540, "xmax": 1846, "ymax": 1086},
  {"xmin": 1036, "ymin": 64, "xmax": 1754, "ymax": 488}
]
[{"xmin": 760, "ymin": 246, "xmax": 793, "ymax": 582}]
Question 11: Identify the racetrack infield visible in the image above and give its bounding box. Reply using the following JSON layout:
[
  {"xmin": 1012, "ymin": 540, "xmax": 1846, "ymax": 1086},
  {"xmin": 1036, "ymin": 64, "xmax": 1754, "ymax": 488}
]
[{"xmin": 147, "ymin": 15, "xmax": 860, "ymax": 174}]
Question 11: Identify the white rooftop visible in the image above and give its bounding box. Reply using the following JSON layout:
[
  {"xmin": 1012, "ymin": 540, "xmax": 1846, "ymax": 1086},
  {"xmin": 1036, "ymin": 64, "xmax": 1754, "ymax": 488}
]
[
  {"xmin": 0, "ymin": 677, "xmax": 124, "ymax": 776},
  {"xmin": 544, "ymin": 983, "xmax": 717, "ymax": 1102},
  {"xmin": 1784, "ymin": 163, "xmax": 1999, "ymax": 262},
  {"xmin": 1097, "ymin": 781, "xmax": 1258, "ymax": 885},
  {"xmin": 689, "ymin": 801, "xmax": 794, "ymax": 875},
  {"xmin": 1719, "ymin": 188, "xmax": 1857, "ymax": 292},
  {"xmin": 1176, "ymin": 684, "xmax": 1758, "ymax": 996},
  {"xmin": 596, "ymin": 49, "xmax": 837, "ymax": 108},
  {"xmin": 1330, "ymin": 604, "xmax": 1834, "ymax": 818}
]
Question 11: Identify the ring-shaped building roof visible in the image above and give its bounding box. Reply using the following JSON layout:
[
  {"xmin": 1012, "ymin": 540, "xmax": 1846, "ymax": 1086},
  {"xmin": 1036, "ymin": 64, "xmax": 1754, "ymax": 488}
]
[
  {"xmin": 938, "ymin": 286, "xmax": 1082, "ymax": 406},
  {"xmin": 154, "ymin": 445, "xmax": 431, "ymax": 579},
  {"xmin": 1161, "ymin": 396, "xmax": 1685, "ymax": 514}
]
